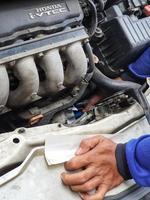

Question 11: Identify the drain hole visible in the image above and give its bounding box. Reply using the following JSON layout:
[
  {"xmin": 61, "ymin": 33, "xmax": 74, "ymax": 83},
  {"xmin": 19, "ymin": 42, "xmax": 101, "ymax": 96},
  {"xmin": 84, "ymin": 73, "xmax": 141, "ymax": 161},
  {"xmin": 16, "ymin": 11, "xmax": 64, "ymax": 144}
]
[{"xmin": 13, "ymin": 138, "xmax": 20, "ymax": 144}]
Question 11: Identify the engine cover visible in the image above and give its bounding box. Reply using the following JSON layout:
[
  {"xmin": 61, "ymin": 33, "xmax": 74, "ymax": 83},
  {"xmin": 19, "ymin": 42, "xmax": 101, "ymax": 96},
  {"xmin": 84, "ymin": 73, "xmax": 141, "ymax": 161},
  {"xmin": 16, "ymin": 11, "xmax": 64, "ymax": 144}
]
[
  {"xmin": 0, "ymin": 0, "xmax": 83, "ymax": 44},
  {"xmin": 94, "ymin": 5, "xmax": 150, "ymax": 77}
]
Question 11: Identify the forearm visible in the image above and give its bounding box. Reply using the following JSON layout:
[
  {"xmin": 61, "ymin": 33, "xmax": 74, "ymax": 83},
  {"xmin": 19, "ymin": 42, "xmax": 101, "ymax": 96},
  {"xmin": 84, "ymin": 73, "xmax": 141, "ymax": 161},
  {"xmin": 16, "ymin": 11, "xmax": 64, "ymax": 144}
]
[
  {"xmin": 121, "ymin": 47, "xmax": 150, "ymax": 83},
  {"xmin": 116, "ymin": 135, "xmax": 150, "ymax": 186}
]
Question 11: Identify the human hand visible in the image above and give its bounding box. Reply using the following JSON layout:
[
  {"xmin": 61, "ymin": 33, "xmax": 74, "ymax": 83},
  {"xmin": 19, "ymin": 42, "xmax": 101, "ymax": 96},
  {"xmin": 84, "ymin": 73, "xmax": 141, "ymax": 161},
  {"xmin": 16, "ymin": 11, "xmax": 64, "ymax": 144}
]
[{"xmin": 61, "ymin": 136, "xmax": 124, "ymax": 200}]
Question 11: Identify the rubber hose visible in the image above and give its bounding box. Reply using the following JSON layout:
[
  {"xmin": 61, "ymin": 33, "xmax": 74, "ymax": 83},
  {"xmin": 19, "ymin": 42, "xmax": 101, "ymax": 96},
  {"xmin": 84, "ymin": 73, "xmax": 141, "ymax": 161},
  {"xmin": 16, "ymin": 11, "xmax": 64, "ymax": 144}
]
[
  {"xmin": 84, "ymin": 42, "xmax": 95, "ymax": 74},
  {"xmin": 92, "ymin": 67, "xmax": 141, "ymax": 92},
  {"xmin": 87, "ymin": 0, "xmax": 98, "ymax": 36},
  {"xmin": 84, "ymin": 42, "xmax": 140, "ymax": 91}
]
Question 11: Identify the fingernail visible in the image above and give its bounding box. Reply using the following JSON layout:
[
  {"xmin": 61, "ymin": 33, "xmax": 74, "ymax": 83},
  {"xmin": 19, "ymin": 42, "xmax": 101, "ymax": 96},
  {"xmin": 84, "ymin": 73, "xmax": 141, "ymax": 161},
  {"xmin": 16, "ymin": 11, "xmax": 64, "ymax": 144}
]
[
  {"xmin": 79, "ymin": 193, "xmax": 84, "ymax": 199},
  {"xmin": 76, "ymin": 148, "xmax": 83, "ymax": 155}
]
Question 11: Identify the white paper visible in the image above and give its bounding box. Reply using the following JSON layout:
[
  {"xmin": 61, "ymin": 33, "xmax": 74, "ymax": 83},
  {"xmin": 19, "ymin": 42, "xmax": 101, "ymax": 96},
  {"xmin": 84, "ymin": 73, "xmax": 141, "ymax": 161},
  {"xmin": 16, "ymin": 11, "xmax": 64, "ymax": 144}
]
[
  {"xmin": 45, "ymin": 135, "xmax": 86, "ymax": 165},
  {"xmin": 45, "ymin": 135, "xmax": 96, "ymax": 196}
]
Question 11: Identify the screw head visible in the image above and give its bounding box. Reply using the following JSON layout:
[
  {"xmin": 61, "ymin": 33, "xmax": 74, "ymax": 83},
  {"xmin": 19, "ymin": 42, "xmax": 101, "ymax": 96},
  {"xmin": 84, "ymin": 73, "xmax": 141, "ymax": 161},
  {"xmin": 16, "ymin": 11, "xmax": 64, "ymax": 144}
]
[{"xmin": 18, "ymin": 128, "xmax": 26, "ymax": 134}]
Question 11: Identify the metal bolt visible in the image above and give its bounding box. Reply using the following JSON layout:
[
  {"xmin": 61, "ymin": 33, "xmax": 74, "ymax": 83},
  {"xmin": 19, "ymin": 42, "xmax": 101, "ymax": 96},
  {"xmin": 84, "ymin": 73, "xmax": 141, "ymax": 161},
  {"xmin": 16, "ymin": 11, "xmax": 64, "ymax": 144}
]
[
  {"xmin": 72, "ymin": 87, "xmax": 80, "ymax": 96},
  {"xmin": 38, "ymin": 52, "xmax": 44, "ymax": 58},
  {"xmin": 18, "ymin": 128, "xmax": 26, "ymax": 134},
  {"xmin": 57, "ymin": 83, "xmax": 65, "ymax": 91},
  {"xmin": 9, "ymin": 61, "xmax": 16, "ymax": 67},
  {"xmin": 31, "ymin": 93, "xmax": 38, "ymax": 100},
  {"xmin": 0, "ymin": 105, "xmax": 5, "ymax": 112},
  {"xmin": 95, "ymin": 28, "xmax": 104, "ymax": 38}
]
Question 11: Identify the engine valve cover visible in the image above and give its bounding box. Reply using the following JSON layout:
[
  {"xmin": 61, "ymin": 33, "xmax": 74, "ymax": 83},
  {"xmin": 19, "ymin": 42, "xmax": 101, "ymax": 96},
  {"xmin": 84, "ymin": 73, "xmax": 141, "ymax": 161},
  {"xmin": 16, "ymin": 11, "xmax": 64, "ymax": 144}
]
[{"xmin": 0, "ymin": 0, "xmax": 83, "ymax": 43}]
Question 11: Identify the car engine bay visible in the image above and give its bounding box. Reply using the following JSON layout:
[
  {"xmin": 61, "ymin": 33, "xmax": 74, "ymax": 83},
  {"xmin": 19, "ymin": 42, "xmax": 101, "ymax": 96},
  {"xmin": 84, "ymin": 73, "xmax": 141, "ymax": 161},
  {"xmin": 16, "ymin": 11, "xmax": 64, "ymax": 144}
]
[
  {"xmin": 0, "ymin": 0, "xmax": 150, "ymax": 198},
  {"xmin": 0, "ymin": 0, "xmax": 149, "ymax": 133}
]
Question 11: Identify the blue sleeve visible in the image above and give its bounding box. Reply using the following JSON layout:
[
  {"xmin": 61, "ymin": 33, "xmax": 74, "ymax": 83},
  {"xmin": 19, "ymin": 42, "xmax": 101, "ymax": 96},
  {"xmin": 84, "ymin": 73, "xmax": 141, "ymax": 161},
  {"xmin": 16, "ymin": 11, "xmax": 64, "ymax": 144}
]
[
  {"xmin": 128, "ymin": 47, "xmax": 150, "ymax": 79},
  {"xmin": 126, "ymin": 135, "xmax": 150, "ymax": 186}
]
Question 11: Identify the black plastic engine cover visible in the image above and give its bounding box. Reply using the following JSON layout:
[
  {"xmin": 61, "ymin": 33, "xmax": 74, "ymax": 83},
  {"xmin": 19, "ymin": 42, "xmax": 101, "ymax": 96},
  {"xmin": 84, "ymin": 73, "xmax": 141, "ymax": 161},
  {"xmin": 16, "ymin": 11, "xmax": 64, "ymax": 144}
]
[
  {"xmin": 0, "ymin": 0, "xmax": 83, "ymax": 43},
  {"xmin": 95, "ymin": 6, "xmax": 150, "ymax": 77}
]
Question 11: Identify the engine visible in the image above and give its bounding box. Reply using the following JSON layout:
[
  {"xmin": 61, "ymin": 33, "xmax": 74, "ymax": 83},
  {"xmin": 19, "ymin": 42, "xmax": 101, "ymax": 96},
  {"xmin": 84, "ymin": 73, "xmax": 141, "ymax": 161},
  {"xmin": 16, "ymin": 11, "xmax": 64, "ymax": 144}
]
[
  {"xmin": 0, "ymin": 0, "xmax": 150, "ymax": 132},
  {"xmin": 0, "ymin": 0, "xmax": 87, "ymax": 109}
]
